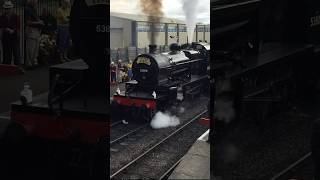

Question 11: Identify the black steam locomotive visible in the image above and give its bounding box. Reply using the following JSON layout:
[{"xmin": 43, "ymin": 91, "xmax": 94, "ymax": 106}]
[
  {"xmin": 213, "ymin": 0, "xmax": 320, "ymax": 177},
  {"xmin": 112, "ymin": 42, "xmax": 210, "ymax": 121},
  {"xmin": 2, "ymin": 0, "xmax": 108, "ymax": 179},
  {"xmin": 212, "ymin": 0, "xmax": 320, "ymax": 131}
]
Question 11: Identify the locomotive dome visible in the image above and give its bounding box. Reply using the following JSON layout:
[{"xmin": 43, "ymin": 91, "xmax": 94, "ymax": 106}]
[{"xmin": 169, "ymin": 43, "xmax": 180, "ymax": 52}]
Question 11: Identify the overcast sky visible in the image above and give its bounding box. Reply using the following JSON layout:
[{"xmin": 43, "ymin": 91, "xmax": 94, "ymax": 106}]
[{"xmin": 110, "ymin": 0, "xmax": 210, "ymax": 24}]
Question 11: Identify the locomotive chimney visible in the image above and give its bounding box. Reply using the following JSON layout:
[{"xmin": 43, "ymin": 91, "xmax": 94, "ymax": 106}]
[{"xmin": 149, "ymin": 44, "xmax": 157, "ymax": 54}]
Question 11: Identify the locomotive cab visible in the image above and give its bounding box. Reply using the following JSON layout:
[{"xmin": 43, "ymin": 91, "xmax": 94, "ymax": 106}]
[{"xmin": 183, "ymin": 42, "xmax": 210, "ymax": 75}]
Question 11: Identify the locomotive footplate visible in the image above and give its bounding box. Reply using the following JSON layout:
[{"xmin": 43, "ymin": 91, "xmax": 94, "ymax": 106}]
[
  {"xmin": 113, "ymin": 94, "xmax": 157, "ymax": 110},
  {"xmin": 112, "ymin": 93, "xmax": 159, "ymax": 121},
  {"xmin": 111, "ymin": 77, "xmax": 209, "ymax": 122}
]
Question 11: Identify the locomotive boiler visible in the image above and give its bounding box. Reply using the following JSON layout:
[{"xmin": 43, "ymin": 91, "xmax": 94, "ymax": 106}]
[{"xmin": 112, "ymin": 42, "xmax": 210, "ymax": 121}]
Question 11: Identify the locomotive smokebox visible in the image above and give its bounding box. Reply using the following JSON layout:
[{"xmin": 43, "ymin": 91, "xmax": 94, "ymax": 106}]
[{"xmin": 149, "ymin": 44, "xmax": 157, "ymax": 54}]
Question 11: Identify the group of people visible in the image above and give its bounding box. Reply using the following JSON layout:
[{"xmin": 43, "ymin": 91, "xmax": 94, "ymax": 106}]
[
  {"xmin": 0, "ymin": 0, "xmax": 72, "ymax": 72},
  {"xmin": 110, "ymin": 60, "xmax": 133, "ymax": 84},
  {"xmin": 0, "ymin": 0, "xmax": 20, "ymax": 66}
]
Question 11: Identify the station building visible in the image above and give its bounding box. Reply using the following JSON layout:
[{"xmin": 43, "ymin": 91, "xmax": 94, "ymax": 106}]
[{"xmin": 110, "ymin": 12, "xmax": 210, "ymax": 49}]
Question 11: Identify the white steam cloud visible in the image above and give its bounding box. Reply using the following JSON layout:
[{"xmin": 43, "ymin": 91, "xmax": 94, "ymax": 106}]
[
  {"xmin": 215, "ymin": 80, "xmax": 235, "ymax": 123},
  {"xmin": 150, "ymin": 111, "xmax": 180, "ymax": 129},
  {"xmin": 178, "ymin": 107, "xmax": 185, "ymax": 114},
  {"xmin": 182, "ymin": 0, "xmax": 199, "ymax": 43}
]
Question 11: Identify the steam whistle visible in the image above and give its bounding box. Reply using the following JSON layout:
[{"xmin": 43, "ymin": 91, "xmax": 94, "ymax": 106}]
[{"xmin": 152, "ymin": 91, "xmax": 157, "ymax": 99}]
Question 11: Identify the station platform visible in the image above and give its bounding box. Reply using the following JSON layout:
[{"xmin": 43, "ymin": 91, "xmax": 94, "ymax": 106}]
[
  {"xmin": 0, "ymin": 112, "xmax": 10, "ymax": 137},
  {"xmin": 169, "ymin": 130, "xmax": 210, "ymax": 180}
]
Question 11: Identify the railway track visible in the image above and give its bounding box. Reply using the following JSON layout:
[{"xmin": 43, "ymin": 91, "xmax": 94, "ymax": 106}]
[
  {"xmin": 110, "ymin": 123, "xmax": 149, "ymax": 145},
  {"xmin": 159, "ymin": 156, "xmax": 184, "ymax": 180},
  {"xmin": 110, "ymin": 120, "xmax": 122, "ymax": 127},
  {"xmin": 270, "ymin": 152, "xmax": 312, "ymax": 180},
  {"xmin": 110, "ymin": 118, "xmax": 149, "ymax": 142},
  {"xmin": 110, "ymin": 109, "xmax": 208, "ymax": 179}
]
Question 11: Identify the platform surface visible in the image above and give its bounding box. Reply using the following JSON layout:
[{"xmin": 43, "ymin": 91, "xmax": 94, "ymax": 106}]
[
  {"xmin": 50, "ymin": 59, "xmax": 88, "ymax": 70},
  {"xmin": 0, "ymin": 112, "xmax": 10, "ymax": 137},
  {"xmin": 169, "ymin": 130, "xmax": 210, "ymax": 180}
]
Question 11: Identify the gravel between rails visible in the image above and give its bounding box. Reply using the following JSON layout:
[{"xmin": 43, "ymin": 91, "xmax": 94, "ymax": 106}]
[
  {"xmin": 212, "ymin": 106, "xmax": 315, "ymax": 180},
  {"xmin": 113, "ymin": 117, "xmax": 209, "ymax": 179},
  {"xmin": 271, "ymin": 152, "xmax": 313, "ymax": 180},
  {"xmin": 110, "ymin": 122, "xmax": 147, "ymax": 143},
  {"xmin": 276, "ymin": 154, "xmax": 314, "ymax": 180},
  {"xmin": 110, "ymin": 95, "xmax": 209, "ymax": 177}
]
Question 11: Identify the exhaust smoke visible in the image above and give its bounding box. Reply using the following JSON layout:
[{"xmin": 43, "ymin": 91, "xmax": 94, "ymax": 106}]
[
  {"xmin": 221, "ymin": 142, "xmax": 240, "ymax": 164},
  {"xmin": 182, "ymin": 0, "xmax": 199, "ymax": 43},
  {"xmin": 140, "ymin": 0, "xmax": 163, "ymax": 45},
  {"xmin": 150, "ymin": 111, "xmax": 180, "ymax": 129},
  {"xmin": 215, "ymin": 80, "xmax": 236, "ymax": 123},
  {"xmin": 215, "ymin": 98, "xmax": 235, "ymax": 123}
]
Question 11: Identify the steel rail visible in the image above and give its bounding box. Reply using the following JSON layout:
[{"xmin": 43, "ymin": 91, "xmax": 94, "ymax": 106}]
[
  {"xmin": 159, "ymin": 156, "xmax": 184, "ymax": 180},
  {"xmin": 110, "ymin": 123, "xmax": 149, "ymax": 145},
  {"xmin": 110, "ymin": 120, "xmax": 123, "ymax": 127},
  {"xmin": 270, "ymin": 152, "xmax": 311, "ymax": 180},
  {"xmin": 110, "ymin": 109, "xmax": 208, "ymax": 179}
]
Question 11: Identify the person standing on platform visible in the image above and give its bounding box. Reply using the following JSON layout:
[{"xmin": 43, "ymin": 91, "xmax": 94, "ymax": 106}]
[
  {"xmin": 57, "ymin": 0, "xmax": 71, "ymax": 62},
  {"xmin": 24, "ymin": 0, "xmax": 44, "ymax": 69},
  {"xmin": 117, "ymin": 59, "xmax": 122, "ymax": 83},
  {"xmin": 0, "ymin": 1, "xmax": 21, "ymax": 66},
  {"xmin": 111, "ymin": 61, "xmax": 117, "ymax": 84},
  {"xmin": 127, "ymin": 60, "xmax": 133, "ymax": 80}
]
